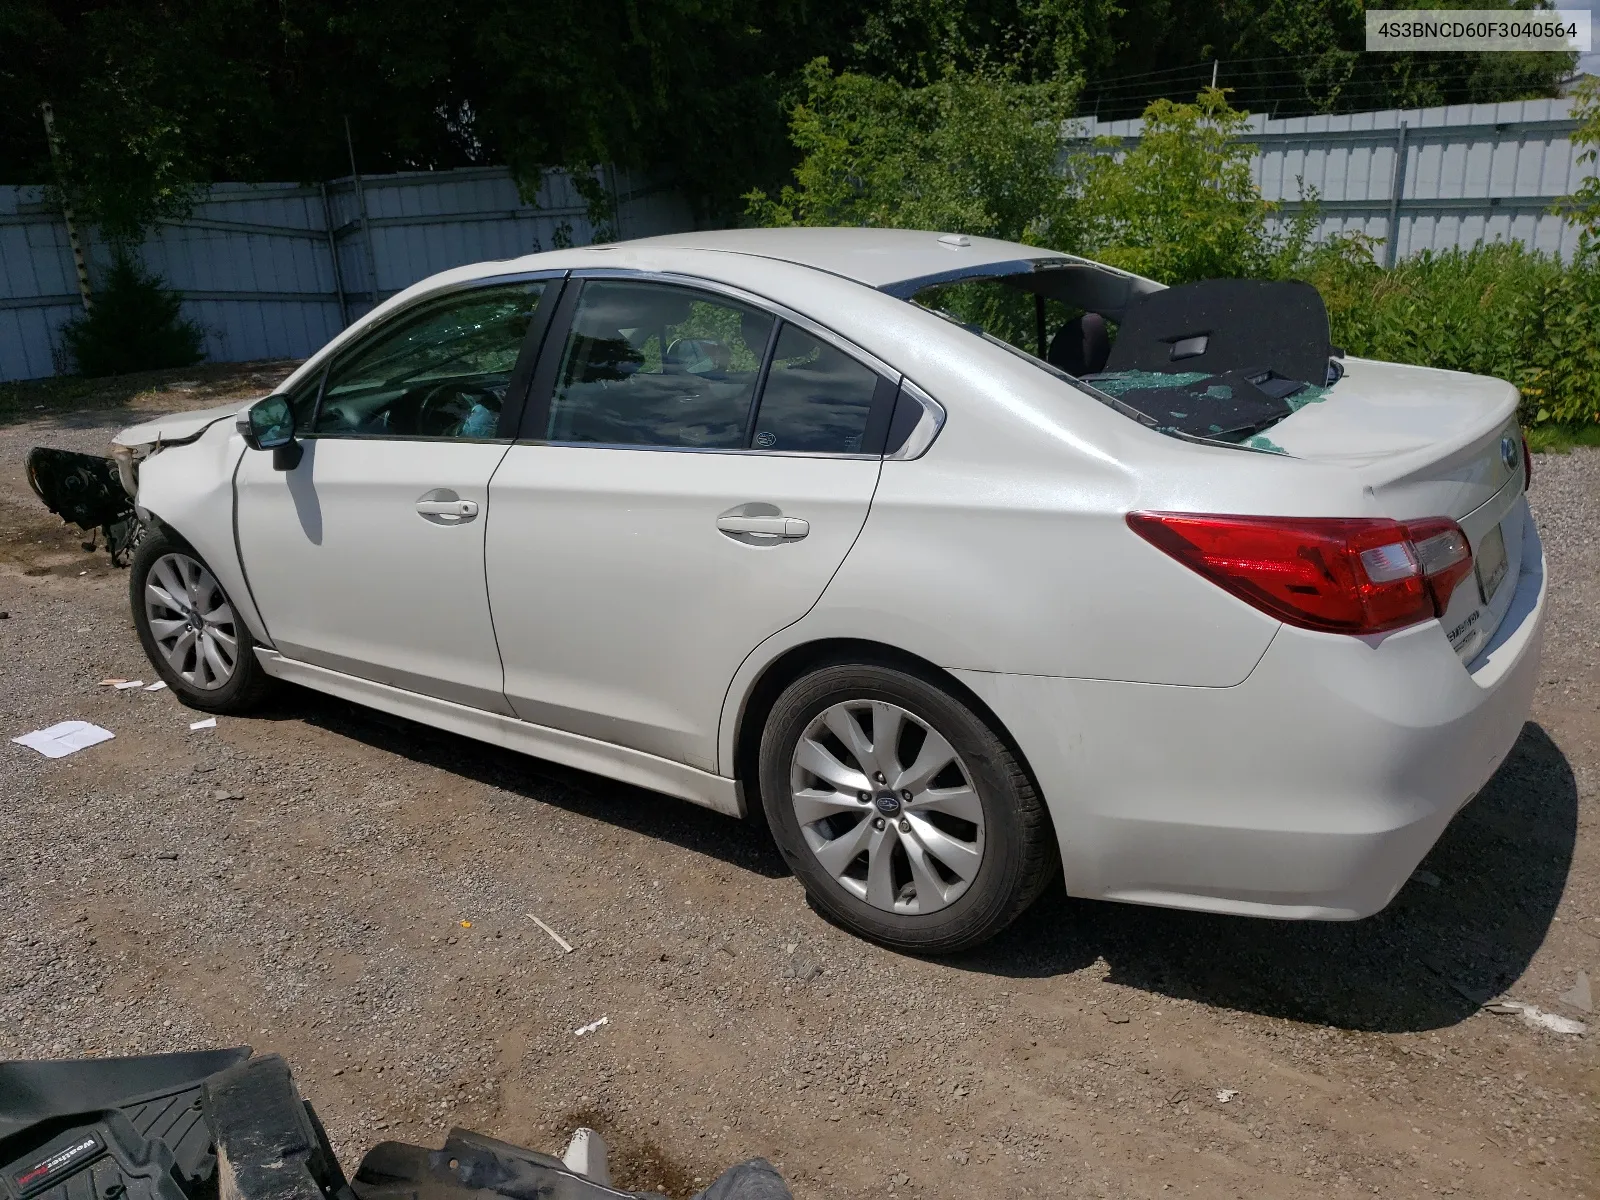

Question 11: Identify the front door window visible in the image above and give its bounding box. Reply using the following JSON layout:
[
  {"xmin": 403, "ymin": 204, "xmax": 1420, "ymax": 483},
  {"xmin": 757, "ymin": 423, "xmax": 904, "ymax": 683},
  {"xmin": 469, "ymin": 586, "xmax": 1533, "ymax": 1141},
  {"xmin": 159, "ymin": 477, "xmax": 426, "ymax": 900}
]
[{"xmin": 313, "ymin": 281, "xmax": 547, "ymax": 439}]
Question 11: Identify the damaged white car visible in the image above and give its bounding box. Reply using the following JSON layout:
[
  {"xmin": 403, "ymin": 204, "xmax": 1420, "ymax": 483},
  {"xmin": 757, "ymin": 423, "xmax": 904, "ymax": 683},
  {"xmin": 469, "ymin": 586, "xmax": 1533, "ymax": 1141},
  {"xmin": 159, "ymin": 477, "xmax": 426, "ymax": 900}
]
[{"xmin": 39, "ymin": 228, "xmax": 1546, "ymax": 952}]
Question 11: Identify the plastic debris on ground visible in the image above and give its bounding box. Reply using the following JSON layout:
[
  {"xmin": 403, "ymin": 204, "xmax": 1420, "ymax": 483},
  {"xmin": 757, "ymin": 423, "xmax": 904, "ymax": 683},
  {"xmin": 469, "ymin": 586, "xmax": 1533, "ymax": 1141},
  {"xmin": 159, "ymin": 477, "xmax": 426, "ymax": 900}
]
[
  {"xmin": 113, "ymin": 680, "xmax": 145, "ymax": 690},
  {"xmin": 1483, "ymin": 1000, "xmax": 1587, "ymax": 1035},
  {"xmin": 1216, "ymin": 1089, "xmax": 1240, "ymax": 1103},
  {"xmin": 190, "ymin": 717, "xmax": 217, "ymax": 731},
  {"xmin": 574, "ymin": 1016, "xmax": 609, "ymax": 1037},
  {"xmin": 144, "ymin": 681, "xmax": 168, "ymax": 691},
  {"xmin": 12, "ymin": 720, "xmax": 116, "ymax": 758},
  {"xmin": 527, "ymin": 913, "xmax": 575, "ymax": 953},
  {"xmin": 1559, "ymin": 970, "xmax": 1593, "ymax": 1014}
]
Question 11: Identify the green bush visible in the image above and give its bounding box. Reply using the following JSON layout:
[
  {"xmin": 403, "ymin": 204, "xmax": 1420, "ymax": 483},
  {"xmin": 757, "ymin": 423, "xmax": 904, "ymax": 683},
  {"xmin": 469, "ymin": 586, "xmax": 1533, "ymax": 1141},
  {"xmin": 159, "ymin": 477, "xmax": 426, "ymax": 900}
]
[
  {"xmin": 1303, "ymin": 241, "xmax": 1600, "ymax": 427},
  {"xmin": 752, "ymin": 73, "xmax": 1599, "ymax": 427},
  {"xmin": 745, "ymin": 59, "xmax": 1076, "ymax": 242},
  {"xmin": 1069, "ymin": 88, "xmax": 1325, "ymax": 284},
  {"xmin": 62, "ymin": 252, "xmax": 204, "ymax": 377}
]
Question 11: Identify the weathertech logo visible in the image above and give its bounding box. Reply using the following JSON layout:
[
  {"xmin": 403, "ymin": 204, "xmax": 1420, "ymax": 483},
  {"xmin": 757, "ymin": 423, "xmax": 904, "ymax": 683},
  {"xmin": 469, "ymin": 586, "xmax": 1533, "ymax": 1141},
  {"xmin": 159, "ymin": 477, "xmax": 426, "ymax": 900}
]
[{"xmin": 13, "ymin": 1137, "xmax": 101, "ymax": 1195}]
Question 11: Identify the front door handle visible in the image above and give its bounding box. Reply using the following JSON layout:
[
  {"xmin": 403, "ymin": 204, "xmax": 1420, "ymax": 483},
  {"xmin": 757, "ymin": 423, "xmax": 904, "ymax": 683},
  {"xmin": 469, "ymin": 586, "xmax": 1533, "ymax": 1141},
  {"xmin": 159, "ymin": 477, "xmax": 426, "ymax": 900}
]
[
  {"xmin": 716, "ymin": 515, "xmax": 809, "ymax": 540},
  {"xmin": 416, "ymin": 489, "xmax": 478, "ymax": 524}
]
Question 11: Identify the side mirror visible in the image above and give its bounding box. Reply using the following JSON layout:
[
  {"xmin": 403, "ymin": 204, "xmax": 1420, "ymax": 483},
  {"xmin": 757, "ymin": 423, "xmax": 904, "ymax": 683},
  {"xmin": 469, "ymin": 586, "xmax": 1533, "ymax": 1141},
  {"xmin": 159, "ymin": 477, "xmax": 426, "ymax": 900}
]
[{"xmin": 237, "ymin": 395, "xmax": 302, "ymax": 470}]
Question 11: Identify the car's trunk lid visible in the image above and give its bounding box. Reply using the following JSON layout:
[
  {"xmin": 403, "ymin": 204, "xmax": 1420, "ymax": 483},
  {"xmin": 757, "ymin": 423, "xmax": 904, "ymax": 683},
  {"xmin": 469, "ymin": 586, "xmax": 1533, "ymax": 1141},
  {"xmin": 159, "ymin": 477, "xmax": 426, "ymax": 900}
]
[{"xmin": 1268, "ymin": 356, "xmax": 1526, "ymax": 663}]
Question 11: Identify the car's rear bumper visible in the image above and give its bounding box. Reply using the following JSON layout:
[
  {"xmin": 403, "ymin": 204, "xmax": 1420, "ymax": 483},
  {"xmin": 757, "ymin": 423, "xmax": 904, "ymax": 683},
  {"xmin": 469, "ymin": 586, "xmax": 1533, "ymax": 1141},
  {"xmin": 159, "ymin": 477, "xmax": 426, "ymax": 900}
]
[{"xmin": 954, "ymin": 500, "xmax": 1547, "ymax": 920}]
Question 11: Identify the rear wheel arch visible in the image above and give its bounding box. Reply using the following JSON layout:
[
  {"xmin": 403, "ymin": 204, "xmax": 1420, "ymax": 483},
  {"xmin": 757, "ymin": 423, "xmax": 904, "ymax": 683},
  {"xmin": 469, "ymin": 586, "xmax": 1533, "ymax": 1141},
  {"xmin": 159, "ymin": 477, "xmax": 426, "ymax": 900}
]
[{"xmin": 730, "ymin": 637, "xmax": 1049, "ymax": 821}]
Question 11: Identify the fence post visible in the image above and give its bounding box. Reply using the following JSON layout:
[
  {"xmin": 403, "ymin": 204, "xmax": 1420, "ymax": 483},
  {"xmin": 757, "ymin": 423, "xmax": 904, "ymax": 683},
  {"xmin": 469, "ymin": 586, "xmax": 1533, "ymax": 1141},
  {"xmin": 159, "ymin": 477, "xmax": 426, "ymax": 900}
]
[
  {"xmin": 319, "ymin": 182, "xmax": 349, "ymax": 328},
  {"xmin": 1384, "ymin": 121, "xmax": 1410, "ymax": 268}
]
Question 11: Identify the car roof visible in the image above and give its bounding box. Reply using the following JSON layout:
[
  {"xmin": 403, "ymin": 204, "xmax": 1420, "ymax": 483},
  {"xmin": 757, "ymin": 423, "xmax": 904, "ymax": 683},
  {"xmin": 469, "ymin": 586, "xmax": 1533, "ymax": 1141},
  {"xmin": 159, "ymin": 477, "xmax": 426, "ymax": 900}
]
[{"xmin": 611, "ymin": 227, "xmax": 1088, "ymax": 296}]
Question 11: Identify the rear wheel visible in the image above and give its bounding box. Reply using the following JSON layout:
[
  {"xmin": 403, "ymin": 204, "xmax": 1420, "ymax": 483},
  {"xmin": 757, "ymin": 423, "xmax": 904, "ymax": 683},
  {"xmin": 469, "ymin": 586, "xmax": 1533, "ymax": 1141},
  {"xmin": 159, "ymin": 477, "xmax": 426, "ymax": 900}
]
[
  {"xmin": 758, "ymin": 660, "xmax": 1056, "ymax": 953},
  {"xmin": 130, "ymin": 529, "xmax": 276, "ymax": 713}
]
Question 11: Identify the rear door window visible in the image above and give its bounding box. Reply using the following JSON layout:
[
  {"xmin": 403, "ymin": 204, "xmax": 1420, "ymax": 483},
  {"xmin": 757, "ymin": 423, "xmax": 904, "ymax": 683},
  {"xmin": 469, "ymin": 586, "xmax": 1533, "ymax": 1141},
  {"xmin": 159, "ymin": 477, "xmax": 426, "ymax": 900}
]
[
  {"xmin": 752, "ymin": 323, "xmax": 882, "ymax": 454},
  {"xmin": 544, "ymin": 280, "xmax": 775, "ymax": 447}
]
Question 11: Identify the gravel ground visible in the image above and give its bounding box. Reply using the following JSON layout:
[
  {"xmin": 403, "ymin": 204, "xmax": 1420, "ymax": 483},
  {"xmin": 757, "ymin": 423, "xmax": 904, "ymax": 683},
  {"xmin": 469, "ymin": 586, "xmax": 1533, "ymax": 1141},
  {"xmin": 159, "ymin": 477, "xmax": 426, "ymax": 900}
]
[{"xmin": 1, "ymin": 364, "xmax": 1596, "ymax": 1199}]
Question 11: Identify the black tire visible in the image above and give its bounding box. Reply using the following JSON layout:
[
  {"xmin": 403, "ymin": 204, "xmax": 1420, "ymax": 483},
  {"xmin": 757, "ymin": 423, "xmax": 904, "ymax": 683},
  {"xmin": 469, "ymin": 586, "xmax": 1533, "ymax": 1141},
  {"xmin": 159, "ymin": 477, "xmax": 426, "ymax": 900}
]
[
  {"xmin": 130, "ymin": 527, "xmax": 277, "ymax": 714},
  {"xmin": 758, "ymin": 659, "xmax": 1057, "ymax": 954}
]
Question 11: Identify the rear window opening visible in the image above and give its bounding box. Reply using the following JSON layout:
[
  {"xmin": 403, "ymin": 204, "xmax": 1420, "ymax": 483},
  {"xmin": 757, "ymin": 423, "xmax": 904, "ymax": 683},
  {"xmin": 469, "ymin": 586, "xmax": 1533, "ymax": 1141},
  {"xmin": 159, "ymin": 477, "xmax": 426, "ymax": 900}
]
[{"xmin": 910, "ymin": 272, "xmax": 1344, "ymax": 451}]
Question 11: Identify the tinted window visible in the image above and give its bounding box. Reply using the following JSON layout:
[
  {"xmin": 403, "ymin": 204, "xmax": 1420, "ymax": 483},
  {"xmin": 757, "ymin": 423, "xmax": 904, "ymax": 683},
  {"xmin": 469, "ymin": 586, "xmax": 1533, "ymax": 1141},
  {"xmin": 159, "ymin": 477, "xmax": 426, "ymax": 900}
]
[
  {"xmin": 545, "ymin": 281, "xmax": 774, "ymax": 448},
  {"xmin": 313, "ymin": 281, "xmax": 546, "ymax": 439},
  {"xmin": 752, "ymin": 324, "xmax": 880, "ymax": 454}
]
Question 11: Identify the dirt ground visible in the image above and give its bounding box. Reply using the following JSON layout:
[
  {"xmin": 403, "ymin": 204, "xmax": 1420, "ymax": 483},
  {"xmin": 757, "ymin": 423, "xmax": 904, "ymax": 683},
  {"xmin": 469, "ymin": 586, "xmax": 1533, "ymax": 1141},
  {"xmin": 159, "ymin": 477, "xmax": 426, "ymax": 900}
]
[{"xmin": 1, "ymin": 362, "xmax": 1596, "ymax": 1199}]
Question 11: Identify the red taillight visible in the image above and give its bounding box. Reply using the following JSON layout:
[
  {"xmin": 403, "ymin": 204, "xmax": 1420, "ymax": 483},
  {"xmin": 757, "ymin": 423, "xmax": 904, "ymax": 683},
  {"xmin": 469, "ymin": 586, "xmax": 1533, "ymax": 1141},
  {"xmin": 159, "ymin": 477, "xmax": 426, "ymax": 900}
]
[
  {"xmin": 1521, "ymin": 432, "xmax": 1532, "ymax": 491},
  {"xmin": 1126, "ymin": 511, "xmax": 1474, "ymax": 635}
]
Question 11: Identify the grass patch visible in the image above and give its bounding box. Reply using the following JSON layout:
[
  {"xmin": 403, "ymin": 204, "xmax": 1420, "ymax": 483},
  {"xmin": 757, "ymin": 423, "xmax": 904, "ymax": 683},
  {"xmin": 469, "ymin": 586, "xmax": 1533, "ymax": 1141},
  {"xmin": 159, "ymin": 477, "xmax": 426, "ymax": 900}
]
[{"xmin": 1525, "ymin": 421, "xmax": 1600, "ymax": 454}]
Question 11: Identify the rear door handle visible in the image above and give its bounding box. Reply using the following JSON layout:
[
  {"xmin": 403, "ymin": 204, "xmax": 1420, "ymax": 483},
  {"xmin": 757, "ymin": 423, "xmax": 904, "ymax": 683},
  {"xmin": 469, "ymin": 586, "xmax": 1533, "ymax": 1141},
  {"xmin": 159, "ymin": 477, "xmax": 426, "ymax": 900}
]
[
  {"xmin": 716, "ymin": 515, "xmax": 809, "ymax": 540},
  {"xmin": 416, "ymin": 490, "xmax": 479, "ymax": 524}
]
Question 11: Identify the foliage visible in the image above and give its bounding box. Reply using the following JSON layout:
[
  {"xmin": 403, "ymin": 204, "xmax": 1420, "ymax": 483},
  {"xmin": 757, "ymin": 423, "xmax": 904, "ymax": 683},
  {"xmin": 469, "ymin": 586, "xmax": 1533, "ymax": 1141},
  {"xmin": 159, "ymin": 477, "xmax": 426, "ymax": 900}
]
[
  {"xmin": 1568, "ymin": 75, "xmax": 1600, "ymax": 259},
  {"xmin": 0, "ymin": 0, "xmax": 1574, "ymax": 236},
  {"xmin": 746, "ymin": 60, "xmax": 1076, "ymax": 241},
  {"xmin": 1082, "ymin": 0, "xmax": 1575, "ymax": 121},
  {"xmin": 754, "ymin": 72, "xmax": 1598, "ymax": 428},
  {"xmin": 1068, "ymin": 88, "xmax": 1331, "ymax": 284},
  {"xmin": 1303, "ymin": 241, "xmax": 1600, "ymax": 427},
  {"xmin": 62, "ymin": 253, "xmax": 205, "ymax": 377}
]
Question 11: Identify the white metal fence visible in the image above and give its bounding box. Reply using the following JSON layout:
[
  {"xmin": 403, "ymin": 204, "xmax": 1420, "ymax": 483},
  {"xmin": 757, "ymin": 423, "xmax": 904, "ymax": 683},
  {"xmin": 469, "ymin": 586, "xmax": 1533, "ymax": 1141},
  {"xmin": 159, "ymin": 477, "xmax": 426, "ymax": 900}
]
[
  {"xmin": 1071, "ymin": 97, "xmax": 1594, "ymax": 266},
  {"xmin": 0, "ymin": 166, "xmax": 693, "ymax": 382}
]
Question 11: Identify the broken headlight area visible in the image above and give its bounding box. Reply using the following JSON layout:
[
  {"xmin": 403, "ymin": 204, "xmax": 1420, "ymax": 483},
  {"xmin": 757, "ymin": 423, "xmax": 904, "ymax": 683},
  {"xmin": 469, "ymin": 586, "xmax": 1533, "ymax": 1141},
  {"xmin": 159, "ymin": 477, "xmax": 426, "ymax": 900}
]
[{"xmin": 25, "ymin": 446, "xmax": 147, "ymax": 566}]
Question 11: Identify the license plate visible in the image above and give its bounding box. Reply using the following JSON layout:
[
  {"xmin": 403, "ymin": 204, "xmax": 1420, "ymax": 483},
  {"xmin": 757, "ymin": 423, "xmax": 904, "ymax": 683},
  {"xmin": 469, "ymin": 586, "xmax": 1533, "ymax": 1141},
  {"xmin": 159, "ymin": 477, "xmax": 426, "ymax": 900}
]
[{"xmin": 1476, "ymin": 522, "xmax": 1509, "ymax": 605}]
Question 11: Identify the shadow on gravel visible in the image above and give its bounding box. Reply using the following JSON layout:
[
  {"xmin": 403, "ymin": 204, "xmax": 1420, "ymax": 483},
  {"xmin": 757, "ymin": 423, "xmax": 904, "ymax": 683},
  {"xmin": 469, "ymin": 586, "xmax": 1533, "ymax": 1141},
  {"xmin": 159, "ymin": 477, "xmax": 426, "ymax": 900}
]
[
  {"xmin": 286, "ymin": 690, "xmax": 791, "ymax": 879},
  {"xmin": 952, "ymin": 721, "xmax": 1578, "ymax": 1033}
]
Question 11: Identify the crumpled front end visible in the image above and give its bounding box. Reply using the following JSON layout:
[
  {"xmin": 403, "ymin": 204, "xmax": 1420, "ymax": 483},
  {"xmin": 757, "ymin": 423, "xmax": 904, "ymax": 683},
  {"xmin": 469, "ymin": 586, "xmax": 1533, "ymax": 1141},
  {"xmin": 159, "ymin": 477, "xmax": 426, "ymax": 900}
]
[{"xmin": 24, "ymin": 446, "xmax": 145, "ymax": 565}]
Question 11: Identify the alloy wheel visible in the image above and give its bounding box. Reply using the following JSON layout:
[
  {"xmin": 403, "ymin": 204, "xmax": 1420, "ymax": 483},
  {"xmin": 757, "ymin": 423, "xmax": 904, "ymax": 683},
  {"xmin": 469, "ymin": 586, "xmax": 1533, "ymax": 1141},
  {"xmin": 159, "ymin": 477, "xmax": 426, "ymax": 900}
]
[
  {"xmin": 789, "ymin": 699, "xmax": 985, "ymax": 915},
  {"xmin": 143, "ymin": 552, "xmax": 239, "ymax": 691}
]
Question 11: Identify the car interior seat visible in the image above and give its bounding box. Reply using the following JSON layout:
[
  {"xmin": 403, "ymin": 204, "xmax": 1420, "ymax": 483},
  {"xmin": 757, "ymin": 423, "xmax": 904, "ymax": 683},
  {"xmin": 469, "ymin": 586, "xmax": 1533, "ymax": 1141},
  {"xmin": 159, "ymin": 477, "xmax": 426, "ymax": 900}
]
[{"xmin": 1047, "ymin": 313, "xmax": 1110, "ymax": 377}]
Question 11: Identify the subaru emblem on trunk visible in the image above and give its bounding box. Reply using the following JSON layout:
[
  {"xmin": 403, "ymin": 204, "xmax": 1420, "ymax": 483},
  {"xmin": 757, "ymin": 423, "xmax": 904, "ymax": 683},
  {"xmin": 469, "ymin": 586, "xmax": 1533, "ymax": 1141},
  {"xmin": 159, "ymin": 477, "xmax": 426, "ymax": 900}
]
[{"xmin": 1500, "ymin": 435, "xmax": 1518, "ymax": 473}]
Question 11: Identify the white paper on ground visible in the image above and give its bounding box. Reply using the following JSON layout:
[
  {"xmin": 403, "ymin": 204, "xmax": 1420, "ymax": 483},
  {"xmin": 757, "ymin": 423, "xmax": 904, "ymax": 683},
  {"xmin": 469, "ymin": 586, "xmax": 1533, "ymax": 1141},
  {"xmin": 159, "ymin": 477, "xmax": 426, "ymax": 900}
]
[
  {"xmin": 143, "ymin": 681, "xmax": 169, "ymax": 692},
  {"xmin": 12, "ymin": 721, "xmax": 116, "ymax": 758},
  {"xmin": 189, "ymin": 717, "xmax": 217, "ymax": 731},
  {"xmin": 113, "ymin": 680, "xmax": 144, "ymax": 690}
]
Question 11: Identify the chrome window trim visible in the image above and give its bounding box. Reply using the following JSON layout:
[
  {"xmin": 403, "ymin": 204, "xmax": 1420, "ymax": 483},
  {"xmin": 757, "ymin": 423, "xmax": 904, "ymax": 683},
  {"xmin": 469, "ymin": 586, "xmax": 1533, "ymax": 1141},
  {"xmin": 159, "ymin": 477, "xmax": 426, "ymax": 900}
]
[
  {"xmin": 887, "ymin": 379, "xmax": 946, "ymax": 461},
  {"xmin": 501, "ymin": 440, "xmax": 883, "ymax": 460}
]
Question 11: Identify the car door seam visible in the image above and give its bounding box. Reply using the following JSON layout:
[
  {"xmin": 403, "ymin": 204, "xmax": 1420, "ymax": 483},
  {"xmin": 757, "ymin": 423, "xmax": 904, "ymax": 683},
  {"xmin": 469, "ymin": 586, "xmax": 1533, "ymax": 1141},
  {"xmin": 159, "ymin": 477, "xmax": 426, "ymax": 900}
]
[
  {"xmin": 713, "ymin": 456, "xmax": 887, "ymax": 776},
  {"xmin": 230, "ymin": 443, "xmax": 276, "ymax": 650},
  {"xmin": 482, "ymin": 441, "xmax": 519, "ymax": 707}
]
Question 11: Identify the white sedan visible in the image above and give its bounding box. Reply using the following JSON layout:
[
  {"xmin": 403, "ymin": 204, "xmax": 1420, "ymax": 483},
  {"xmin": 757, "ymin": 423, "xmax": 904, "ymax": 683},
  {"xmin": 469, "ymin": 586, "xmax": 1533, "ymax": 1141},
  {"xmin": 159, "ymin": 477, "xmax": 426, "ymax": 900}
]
[{"xmin": 111, "ymin": 228, "xmax": 1546, "ymax": 952}]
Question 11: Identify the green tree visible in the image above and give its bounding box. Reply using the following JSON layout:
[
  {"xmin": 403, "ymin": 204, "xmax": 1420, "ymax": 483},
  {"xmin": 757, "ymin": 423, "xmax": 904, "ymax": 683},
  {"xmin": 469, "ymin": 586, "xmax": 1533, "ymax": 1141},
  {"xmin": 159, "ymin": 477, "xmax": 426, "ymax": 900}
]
[
  {"xmin": 745, "ymin": 59, "xmax": 1077, "ymax": 242},
  {"xmin": 1081, "ymin": 0, "xmax": 1575, "ymax": 120},
  {"xmin": 1568, "ymin": 75, "xmax": 1600, "ymax": 258},
  {"xmin": 1069, "ymin": 88, "xmax": 1327, "ymax": 283},
  {"xmin": 62, "ymin": 252, "xmax": 204, "ymax": 376}
]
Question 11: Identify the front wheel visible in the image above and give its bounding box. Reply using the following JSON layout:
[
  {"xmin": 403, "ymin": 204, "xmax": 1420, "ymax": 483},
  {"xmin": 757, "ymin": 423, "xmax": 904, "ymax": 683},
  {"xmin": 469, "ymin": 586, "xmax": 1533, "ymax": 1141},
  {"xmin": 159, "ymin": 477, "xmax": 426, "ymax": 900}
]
[
  {"xmin": 758, "ymin": 660, "xmax": 1056, "ymax": 954},
  {"xmin": 130, "ymin": 529, "xmax": 276, "ymax": 713}
]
